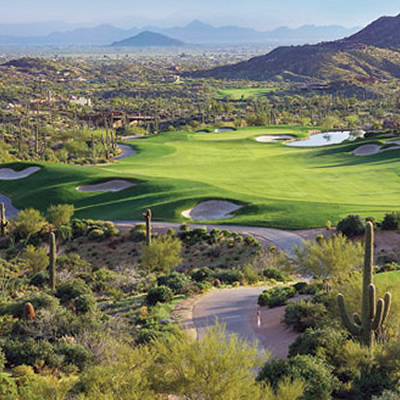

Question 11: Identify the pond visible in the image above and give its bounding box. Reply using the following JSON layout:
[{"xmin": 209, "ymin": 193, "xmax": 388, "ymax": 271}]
[{"xmin": 286, "ymin": 131, "xmax": 364, "ymax": 147}]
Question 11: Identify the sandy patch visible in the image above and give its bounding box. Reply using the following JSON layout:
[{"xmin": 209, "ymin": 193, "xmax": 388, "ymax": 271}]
[
  {"xmin": 352, "ymin": 144, "xmax": 400, "ymax": 156},
  {"xmin": 256, "ymin": 135, "xmax": 294, "ymax": 143},
  {"xmin": 77, "ymin": 180, "xmax": 135, "ymax": 192},
  {"xmin": 0, "ymin": 166, "xmax": 40, "ymax": 180},
  {"xmin": 215, "ymin": 128, "xmax": 235, "ymax": 133},
  {"xmin": 182, "ymin": 200, "xmax": 242, "ymax": 221}
]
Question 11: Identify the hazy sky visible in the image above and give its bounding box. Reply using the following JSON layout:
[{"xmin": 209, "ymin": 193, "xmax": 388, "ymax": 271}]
[{"xmin": 1, "ymin": 0, "xmax": 399, "ymax": 30}]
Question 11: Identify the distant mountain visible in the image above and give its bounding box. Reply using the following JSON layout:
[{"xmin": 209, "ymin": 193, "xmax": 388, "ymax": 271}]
[
  {"xmin": 192, "ymin": 13, "xmax": 400, "ymax": 81},
  {"xmin": 0, "ymin": 20, "xmax": 359, "ymax": 46},
  {"xmin": 111, "ymin": 31, "xmax": 185, "ymax": 47},
  {"xmin": 345, "ymin": 13, "xmax": 400, "ymax": 49}
]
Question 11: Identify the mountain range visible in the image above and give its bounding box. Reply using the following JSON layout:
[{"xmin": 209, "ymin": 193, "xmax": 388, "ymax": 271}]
[
  {"xmin": 194, "ymin": 13, "xmax": 400, "ymax": 81},
  {"xmin": 0, "ymin": 20, "xmax": 359, "ymax": 46}
]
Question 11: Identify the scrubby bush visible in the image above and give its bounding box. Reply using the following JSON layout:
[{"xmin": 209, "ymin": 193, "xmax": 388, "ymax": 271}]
[
  {"xmin": 47, "ymin": 204, "xmax": 74, "ymax": 228},
  {"xmin": 288, "ymin": 327, "xmax": 348, "ymax": 364},
  {"xmin": 191, "ymin": 267, "xmax": 213, "ymax": 282},
  {"xmin": 55, "ymin": 279, "xmax": 95, "ymax": 313},
  {"xmin": 145, "ymin": 286, "xmax": 173, "ymax": 306},
  {"xmin": 263, "ymin": 268, "xmax": 291, "ymax": 282},
  {"xmin": 336, "ymin": 215, "xmax": 365, "ymax": 238},
  {"xmin": 258, "ymin": 355, "xmax": 339, "ymax": 400},
  {"xmin": 130, "ymin": 223, "xmax": 146, "ymax": 242},
  {"xmin": 293, "ymin": 281, "xmax": 324, "ymax": 295},
  {"xmin": 213, "ymin": 268, "xmax": 244, "ymax": 285},
  {"xmin": 157, "ymin": 272, "xmax": 190, "ymax": 295},
  {"xmin": 141, "ymin": 236, "xmax": 182, "ymax": 273},
  {"xmin": 29, "ymin": 271, "xmax": 49, "ymax": 288},
  {"xmin": 11, "ymin": 208, "xmax": 47, "ymax": 239},
  {"xmin": 283, "ymin": 300, "xmax": 328, "ymax": 332},
  {"xmin": 55, "ymin": 343, "xmax": 92, "ymax": 371},
  {"xmin": 381, "ymin": 212, "xmax": 400, "ymax": 230},
  {"xmin": 258, "ymin": 286, "xmax": 296, "ymax": 308}
]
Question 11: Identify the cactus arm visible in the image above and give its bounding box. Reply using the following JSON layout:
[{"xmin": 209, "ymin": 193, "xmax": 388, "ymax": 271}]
[
  {"xmin": 372, "ymin": 298, "xmax": 384, "ymax": 331},
  {"xmin": 381, "ymin": 293, "xmax": 392, "ymax": 326},
  {"xmin": 353, "ymin": 313, "xmax": 361, "ymax": 326},
  {"xmin": 337, "ymin": 294, "xmax": 362, "ymax": 336},
  {"xmin": 49, "ymin": 232, "xmax": 57, "ymax": 291},
  {"xmin": 368, "ymin": 284, "xmax": 377, "ymax": 321}
]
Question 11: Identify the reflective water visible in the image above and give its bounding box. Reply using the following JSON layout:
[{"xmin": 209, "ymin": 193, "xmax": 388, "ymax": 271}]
[{"xmin": 287, "ymin": 131, "xmax": 363, "ymax": 147}]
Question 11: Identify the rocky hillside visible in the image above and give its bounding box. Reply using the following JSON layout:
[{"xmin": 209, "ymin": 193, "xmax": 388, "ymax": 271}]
[{"xmin": 193, "ymin": 13, "xmax": 400, "ymax": 81}]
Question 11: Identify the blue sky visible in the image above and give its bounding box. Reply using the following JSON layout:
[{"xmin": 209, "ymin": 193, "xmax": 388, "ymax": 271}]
[{"xmin": 2, "ymin": 0, "xmax": 399, "ymax": 29}]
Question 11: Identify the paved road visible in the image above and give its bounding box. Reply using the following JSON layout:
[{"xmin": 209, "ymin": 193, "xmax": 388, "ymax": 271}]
[
  {"xmin": 114, "ymin": 220, "xmax": 304, "ymax": 254},
  {"xmin": 180, "ymin": 287, "xmax": 298, "ymax": 359}
]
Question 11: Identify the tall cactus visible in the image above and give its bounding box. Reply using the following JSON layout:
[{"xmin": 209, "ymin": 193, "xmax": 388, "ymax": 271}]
[
  {"xmin": 0, "ymin": 202, "xmax": 8, "ymax": 237},
  {"xmin": 337, "ymin": 221, "xmax": 392, "ymax": 347},
  {"xmin": 49, "ymin": 232, "xmax": 57, "ymax": 291},
  {"xmin": 143, "ymin": 209, "xmax": 152, "ymax": 245}
]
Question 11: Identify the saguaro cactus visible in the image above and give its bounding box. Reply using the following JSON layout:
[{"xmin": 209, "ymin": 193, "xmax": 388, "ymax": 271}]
[
  {"xmin": 0, "ymin": 202, "xmax": 8, "ymax": 237},
  {"xmin": 143, "ymin": 209, "xmax": 152, "ymax": 245},
  {"xmin": 337, "ymin": 221, "xmax": 391, "ymax": 347},
  {"xmin": 49, "ymin": 232, "xmax": 57, "ymax": 291}
]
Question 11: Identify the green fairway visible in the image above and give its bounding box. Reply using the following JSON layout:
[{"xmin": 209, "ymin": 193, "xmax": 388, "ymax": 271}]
[
  {"xmin": 218, "ymin": 87, "xmax": 277, "ymax": 99},
  {"xmin": 2, "ymin": 126, "xmax": 400, "ymax": 229}
]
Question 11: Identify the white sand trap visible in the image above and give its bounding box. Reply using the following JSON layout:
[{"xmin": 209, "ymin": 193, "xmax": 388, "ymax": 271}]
[
  {"xmin": 0, "ymin": 166, "xmax": 40, "ymax": 180},
  {"xmin": 215, "ymin": 128, "xmax": 235, "ymax": 133},
  {"xmin": 352, "ymin": 144, "xmax": 400, "ymax": 156},
  {"xmin": 77, "ymin": 180, "xmax": 135, "ymax": 192},
  {"xmin": 256, "ymin": 135, "xmax": 294, "ymax": 143},
  {"xmin": 182, "ymin": 200, "xmax": 242, "ymax": 221}
]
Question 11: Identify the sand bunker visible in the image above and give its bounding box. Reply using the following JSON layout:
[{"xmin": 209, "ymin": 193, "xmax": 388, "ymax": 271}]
[
  {"xmin": 182, "ymin": 200, "xmax": 242, "ymax": 221},
  {"xmin": 0, "ymin": 166, "xmax": 40, "ymax": 180},
  {"xmin": 214, "ymin": 128, "xmax": 235, "ymax": 133},
  {"xmin": 77, "ymin": 180, "xmax": 135, "ymax": 192},
  {"xmin": 114, "ymin": 144, "xmax": 137, "ymax": 160},
  {"xmin": 256, "ymin": 135, "xmax": 294, "ymax": 143},
  {"xmin": 352, "ymin": 144, "xmax": 400, "ymax": 156}
]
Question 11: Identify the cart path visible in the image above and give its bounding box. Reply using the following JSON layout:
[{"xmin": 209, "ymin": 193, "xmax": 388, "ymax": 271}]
[{"xmin": 179, "ymin": 287, "xmax": 299, "ymax": 359}]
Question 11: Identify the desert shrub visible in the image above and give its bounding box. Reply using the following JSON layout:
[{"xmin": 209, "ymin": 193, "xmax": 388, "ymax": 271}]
[
  {"xmin": 0, "ymin": 373, "xmax": 18, "ymax": 399},
  {"xmin": 244, "ymin": 235, "xmax": 261, "ymax": 247},
  {"xmin": 11, "ymin": 208, "xmax": 47, "ymax": 239},
  {"xmin": 373, "ymin": 391, "xmax": 400, "ymax": 400},
  {"xmin": 145, "ymin": 286, "xmax": 173, "ymax": 306},
  {"xmin": 381, "ymin": 212, "xmax": 400, "ymax": 230},
  {"xmin": 22, "ymin": 245, "xmax": 49, "ymax": 275},
  {"xmin": 213, "ymin": 268, "xmax": 244, "ymax": 285},
  {"xmin": 263, "ymin": 268, "xmax": 290, "ymax": 282},
  {"xmin": 191, "ymin": 267, "xmax": 213, "ymax": 282},
  {"xmin": 29, "ymin": 271, "xmax": 49, "ymax": 288},
  {"xmin": 0, "ymin": 348, "xmax": 5, "ymax": 371},
  {"xmin": 293, "ymin": 281, "xmax": 324, "ymax": 295},
  {"xmin": 88, "ymin": 229, "xmax": 105, "ymax": 240},
  {"xmin": 242, "ymin": 264, "xmax": 260, "ymax": 284},
  {"xmin": 336, "ymin": 215, "xmax": 365, "ymax": 238},
  {"xmin": 141, "ymin": 236, "xmax": 182, "ymax": 273},
  {"xmin": 130, "ymin": 223, "xmax": 146, "ymax": 242},
  {"xmin": 73, "ymin": 294, "xmax": 96, "ymax": 313},
  {"xmin": 288, "ymin": 327, "xmax": 348, "ymax": 366},
  {"xmin": 47, "ymin": 204, "xmax": 75, "ymax": 228},
  {"xmin": 55, "ymin": 343, "xmax": 92, "ymax": 371},
  {"xmin": 1, "ymin": 338, "xmax": 61, "ymax": 369},
  {"xmin": 157, "ymin": 272, "xmax": 190, "ymax": 295},
  {"xmin": 258, "ymin": 286, "xmax": 296, "ymax": 308},
  {"xmin": 90, "ymin": 268, "xmax": 118, "ymax": 293},
  {"xmin": 55, "ymin": 279, "xmax": 95, "ymax": 313},
  {"xmin": 283, "ymin": 300, "xmax": 328, "ymax": 332},
  {"xmin": 258, "ymin": 355, "xmax": 339, "ymax": 400}
]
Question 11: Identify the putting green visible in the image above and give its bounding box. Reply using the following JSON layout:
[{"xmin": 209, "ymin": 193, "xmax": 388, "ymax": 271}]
[{"xmin": 2, "ymin": 126, "xmax": 400, "ymax": 229}]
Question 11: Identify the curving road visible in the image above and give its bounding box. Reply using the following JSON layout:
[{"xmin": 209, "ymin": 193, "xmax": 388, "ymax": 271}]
[{"xmin": 179, "ymin": 287, "xmax": 299, "ymax": 359}]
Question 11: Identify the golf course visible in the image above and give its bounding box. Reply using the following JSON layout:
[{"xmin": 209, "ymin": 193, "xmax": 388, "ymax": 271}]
[{"xmin": 2, "ymin": 125, "xmax": 400, "ymax": 229}]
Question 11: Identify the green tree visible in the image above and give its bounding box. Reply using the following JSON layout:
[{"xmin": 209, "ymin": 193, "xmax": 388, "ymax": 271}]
[
  {"xmin": 12, "ymin": 208, "xmax": 47, "ymax": 239},
  {"xmin": 23, "ymin": 245, "xmax": 49, "ymax": 274},
  {"xmin": 141, "ymin": 236, "xmax": 182, "ymax": 273},
  {"xmin": 47, "ymin": 204, "xmax": 74, "ymax": 229},
  {"xmin": 294, "ymin": 234, "xmax": 363, "ymax": 282}
]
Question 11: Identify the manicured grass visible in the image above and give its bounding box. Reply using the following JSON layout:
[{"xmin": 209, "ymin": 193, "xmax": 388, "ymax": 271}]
[
  {"xmin": 218, "ymin": 87, "xmax": 277, "ymax": 99},
  {"xmin": 2, "ymin": 126, "xmax": 400, "ymax": 229}
]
